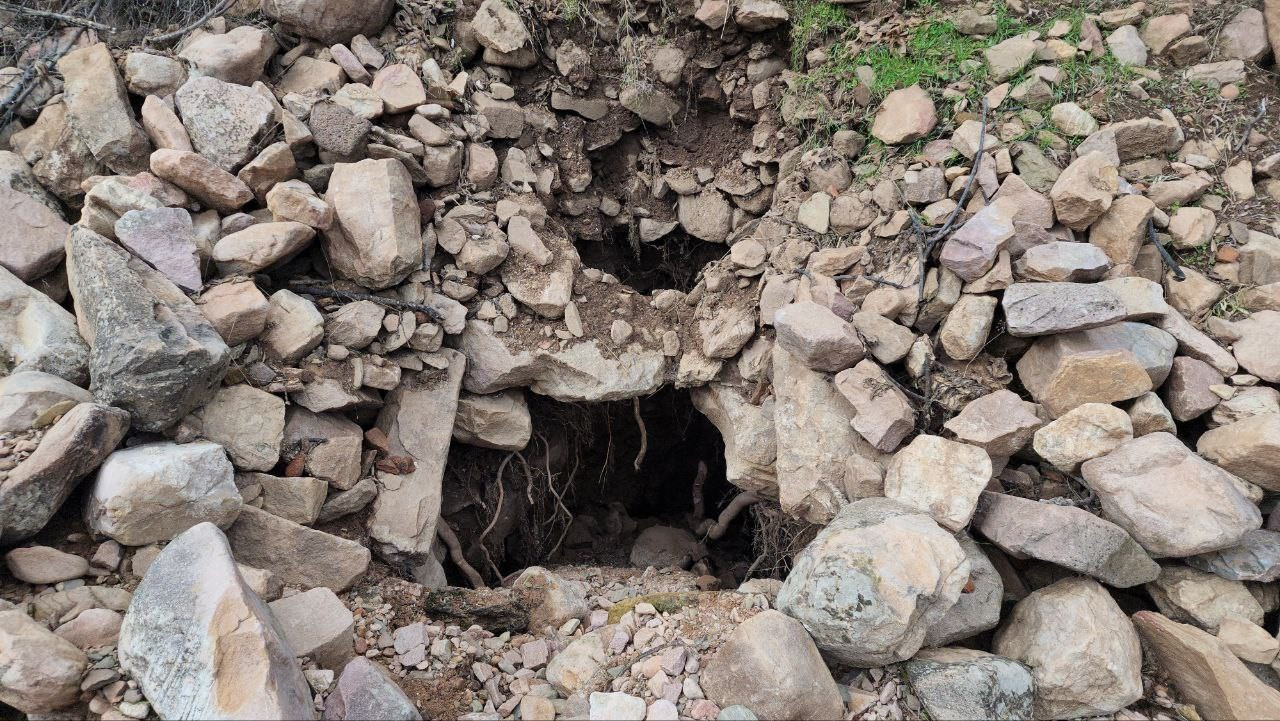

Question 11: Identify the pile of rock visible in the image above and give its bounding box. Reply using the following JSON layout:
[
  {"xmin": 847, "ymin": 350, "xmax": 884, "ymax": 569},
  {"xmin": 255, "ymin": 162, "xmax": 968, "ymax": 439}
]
[{"xmin": 3, "ymin": 0, "xmax": 1280, "ymax": 718}]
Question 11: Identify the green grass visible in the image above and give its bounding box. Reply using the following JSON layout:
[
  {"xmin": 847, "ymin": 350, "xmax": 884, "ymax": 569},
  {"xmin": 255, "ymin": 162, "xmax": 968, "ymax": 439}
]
[
  {"xmin": 788, "ymin": 0, "xmax": 852, "ymax": 68},
  {"xmin": 559, "ymin": 0, "xmax": 583, "ymax": 22}
]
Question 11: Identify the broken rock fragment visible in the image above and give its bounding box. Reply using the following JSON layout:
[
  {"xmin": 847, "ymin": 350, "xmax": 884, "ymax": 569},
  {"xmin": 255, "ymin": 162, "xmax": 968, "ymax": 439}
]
[
  {"xmin": 833, "ymin": 359, "xmax": 914, "ymax": 452},
  {"xmin": 772, "ymin": 300, "xmax": 864, "ymax": 373},
  {"xmin": 226, "ymin": 505, "xmax": 370, "ymax": 591},
  {"xmin": 884, "ymin": 434, "xmax": 991, "ymax": 531},
  {"xmin": 56, "ymin": 43, "xmax": 152, "ymax": 175},
  {"xmin": 326, "ymin": 158, "xmax": 423, "ymax": 290}
]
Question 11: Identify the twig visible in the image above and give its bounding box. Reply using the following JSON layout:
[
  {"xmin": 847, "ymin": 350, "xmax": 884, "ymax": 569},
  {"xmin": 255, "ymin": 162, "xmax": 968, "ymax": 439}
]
[
  {"xmin": 855, "ymin": 274, "xmax": 906, "ymax": 288},
  {"xmin": 1235, "ymin": 98, "xmax": 1268, "ymax": 154},
  {"xmin": 147, "ymin": 0, "xmax": 237, "ymax": 44},
  {"xmin": 705, "ymin": 492, "xmax": 761, "ymax": 541},
  {"xmin": 632, "ymin": 397, "xmax": 648, "ymax": 471},
  {"xmin": 476, "ymin": 453, "xmax": 513, "ymax": 552},
  {"xmin": 927, "ymin": 98, "xmax": 990, "ymax": 246},
  {"xmin": 289, "ymin": 283, "xmax": 446, "ymax": 323},
  {"xmin": 0, "ymin": 1, "xmax": 116, "ymax": 31},
  {"xmin": 1147, "ymin": 218, "xmax": 1186, "ymax": 282},
  {"xmin": 436, "ymin": 519, "xmax": 486, "ymax": 589}
]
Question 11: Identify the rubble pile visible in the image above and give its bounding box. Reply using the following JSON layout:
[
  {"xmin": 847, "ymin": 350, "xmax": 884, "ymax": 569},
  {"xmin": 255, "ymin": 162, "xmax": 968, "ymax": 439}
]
[{"xmin": 3, "ymin": 0, "xmax": 1280, "ymax": 718}]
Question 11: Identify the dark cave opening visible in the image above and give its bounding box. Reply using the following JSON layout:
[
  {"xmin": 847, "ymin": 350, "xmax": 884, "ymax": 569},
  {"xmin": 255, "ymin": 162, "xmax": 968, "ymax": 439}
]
[{"xmin": 441, "ymin": 386, "xmax": 759, "ymax": 586}]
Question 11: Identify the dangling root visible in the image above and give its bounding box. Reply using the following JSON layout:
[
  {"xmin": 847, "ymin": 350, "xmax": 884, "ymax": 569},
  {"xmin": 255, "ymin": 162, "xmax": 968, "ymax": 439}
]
[
  {"xmin": 705, "ymin": 491, "xmax": 761, "ymax": 541},
  {"xmin": 632, "ymin": 397, "xmax": 648, "ymax": 471},
  {"xmin": 437, "ymin": 520, "xmax": 486, "ymax": 589}
]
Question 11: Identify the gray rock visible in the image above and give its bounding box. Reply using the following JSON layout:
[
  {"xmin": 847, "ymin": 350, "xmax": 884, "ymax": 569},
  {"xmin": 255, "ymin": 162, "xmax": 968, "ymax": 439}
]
[
  {"xmin": 701, "ymin": 609, "xmax": 844, "ymax": 720},
  {"xmin": 1002, "ymin": 282, "xmax": 1126, "ymax": 337},
  {"xmin": 0, "ymin": 265, "xmax": 90, "ymax": 385},
  {"xmin": 973, "ymin": 491, "xmax": 1160, "ymax": 587},
  {"xmin": 86, "ymin": 441, "xmax": 242, "ymax": 546},
  {"xmin": 0, "ymin": 371, "xmax": 91, "ymax": 433},
  {"xmin": 56, "ymin": 43, "xmax": 152, "ymax": 175},
  {"xmin": 118, "ymin": 523, "xmax": 316, "ymax": 719},
  {"xmin": 324, "ymin": 657, "xmax": 422, "ymax": 720},
  {"xmin": 906, "ymin": 648, "xmax": 1034, "ymax": 721},
  {"xmin": 316, "ymin": 477, "xmax": 378, "ymax": 523},
  {"xmin": 1187, "ymin": 530, "xmax": 1280, "ymax": 582},
  {"xmin": 175, "ymin": 76, "xmax": 275, "ymax": 172},
  {"xmin": 925, "ymin": 533, "xmax": 1003, "ymax": 647},
  {"xmin": 630, "ymin": 526, "xmax": 703, "ymax": 569},
  {"xmin": 268, "ymin": 587, "xmax": 355, "ymax": 670},
  {"xmin": 452, "ymin": 390, "xmax": 532, "ymax": 451},
  {"xmin": 226, "ymin": 505, "xmax": 370, "ymax": 591},
  {"xmin": 0, "ymin": 403, "xmax": 129, "ymax": 544},
  {"xmin": 66, "ymin": 226, "xmax": 229, "ymax": 432},
  {"xmin": 0, "ymin": 609, "xmax": 87, "ymax": 713},
  {"xmin": 777, "ymin": 497, "xmax": 969, "ymax": 666}
]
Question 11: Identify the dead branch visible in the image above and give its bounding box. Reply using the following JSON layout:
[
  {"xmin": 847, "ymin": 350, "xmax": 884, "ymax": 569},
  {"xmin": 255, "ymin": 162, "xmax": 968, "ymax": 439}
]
[
  {"xmin": 436, "ymin": 519, "xmax": 486, "ymax": 589},
  {"xmin": 632, "ymin": 396, "xmax": 648, "ymax": 471},
  {"xmin": 690, "ymin": 460, "xmax": 708, "ymax": 521},
  {"xmin": 146, "ymin": 0, "xmax": 236, "ymax": 44},
  {"xmin": 706, "ymin": 491, "xmax": 761, "ymax": 541},
  {"xmin": 1148, "ymin": 218, "xmax": 1186, "ymax": 282},
  {"xmin": 0, "ymin": 1, "xmax": 116, "ymax": 31},
  {"xmin": 1235, "ymin": 97, "xmax": 1268, "ymax": 153},
  {"xmin": 288, "ymin": 283, "xmax": 447, "ymax": 324}
]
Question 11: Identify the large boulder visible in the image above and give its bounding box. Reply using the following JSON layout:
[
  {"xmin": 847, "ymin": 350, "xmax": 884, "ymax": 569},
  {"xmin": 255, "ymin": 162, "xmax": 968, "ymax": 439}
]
[
  {"xmin": 325, "ymin": 159, "xmax": 423, "ymax": 289},
  {"xmin": 56, "ymin": 43, "xmax": 152, "ymax": 175},
  {"xmin": 905, "ymin": 648, "xmax": 1034, "ymax": 721},
  {"xmin": 973, "ymin": 491, "xmax": 1160, "ymax": 587},
  {"xmin": 0, "ymin": 403, "xmax": 129, "ymax": 544},
  {"xmin": 369, "ymin": 351, "xmax": 465, "ymax": 565},
  {"xmin": 994, "ymin": 577, "xmax": 1143, "ymax": 719},
  {"xmin": 776, "ymin": 497, "xmax": 969, "ymax": 666},
  {"xmin": 0, "ymin": 265, "xmax": 90, "ymax": 385},
  {"xmin": 66, "ymin": 226, "xmax": 230, "ymax": 432},
  {"xmin": 118, "ymin": 523, "xmax": 316, "ymax": 719},
  {"xmin": 0, "ymin": 609, "xmax": 88, "ymax": 713},
  {"xmin": 1081, "ymin": 433, "xmax": 1261, "ymax": 557},
  {"xmin": 701, "ymin": 609, "xmax": 844, "ymax": 720},
  {"xmin": 85, "ymin": 441, "xmax": 242, "ymax": 546},
  {"xmin": 261, "ymin": 0, "xmax": 394, "ymax": 45}
]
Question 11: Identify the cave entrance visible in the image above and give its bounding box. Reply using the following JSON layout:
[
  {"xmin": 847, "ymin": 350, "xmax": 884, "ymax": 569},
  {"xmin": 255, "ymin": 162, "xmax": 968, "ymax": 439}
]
[{"xmin": 440, "ymin": 387, "xmax": 761, "ymax": 587}]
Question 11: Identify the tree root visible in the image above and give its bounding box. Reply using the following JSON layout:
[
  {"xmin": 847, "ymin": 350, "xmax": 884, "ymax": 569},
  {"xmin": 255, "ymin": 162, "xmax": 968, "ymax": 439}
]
[{"xmin": 437, "ymin": 520, "xmax": 485, "ymax": 589}]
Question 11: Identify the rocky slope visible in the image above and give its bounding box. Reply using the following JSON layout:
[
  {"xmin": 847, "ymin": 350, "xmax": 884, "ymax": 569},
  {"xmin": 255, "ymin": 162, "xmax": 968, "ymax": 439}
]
[{"xmin": 3, "ymin": 0, "xmax": 1280, "ymax": 718}]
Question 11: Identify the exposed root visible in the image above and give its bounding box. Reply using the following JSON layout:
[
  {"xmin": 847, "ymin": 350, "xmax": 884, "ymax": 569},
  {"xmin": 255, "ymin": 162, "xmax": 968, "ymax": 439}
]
[
  {"xmin": 705, "ymin": 491, "xmax": 760, "ymax": 541},
  {"xmin": 632, "ymin": 397, "xmax": 648, "ymax": 471},
  {"xmin": 437, "ymin": 519, "xmax": 486, "ymax": 589}
]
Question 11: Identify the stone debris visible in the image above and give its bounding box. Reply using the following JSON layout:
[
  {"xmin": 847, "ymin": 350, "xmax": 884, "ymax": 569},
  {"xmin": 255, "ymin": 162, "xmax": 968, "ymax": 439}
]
[{"xmin": 0, "ymin": 1, "xmax": 1275, "ymax": 719}]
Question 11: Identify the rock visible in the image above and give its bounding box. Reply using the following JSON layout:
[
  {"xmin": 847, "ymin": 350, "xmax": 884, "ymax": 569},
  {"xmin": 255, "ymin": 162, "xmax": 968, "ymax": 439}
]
[
  {"xmin": 1014, "ymin": 241, "xmax": 1111, "ymax": 282},
  {"xmin": 1050, "ymin": 102, "xmax": 1098, "ymax": 137},
  {"xmin": 195, "ymin": 385, "xmax": 285, "ymax": 472},
  {"xmin": 974, "ymin": 491, "xmax": 1160, "ymax": 587},
  {"xmin": 53, "ymin": 607, "xmax": 122, "ymax": 649},
  {"xmin": 1217, "ymin": 613, "xmax": 1279, "ymax": 663},
  {"xmin": 317, "ymin": 478, "xmax": 377, "ymax": 523},
  {"xmin": 237, "ymin": 142, "xmax": 298, "ymax": 200},
  {"xmin": 1225, "ymin": 310, "xmax": 1280, "ymax": 383},
  {"xmin": 776, "ymin": 497, "xmax": 969, "ymax": 666},
  {"xmin": 940, "ymin": 197, "xmax": 1017, "ymax": 281},
  {"xmin": 630, "ymin": 526, "xmax": 702, "ymax": 568},
  {"xmin": 113, "ymin": 207, "xmax": 202, "ymax": 292},
  {"xmin": 1141, "ymin": 13, "xmax": 1191, "ymax": 54},
  {"xmin": 985, "ymin": 35, "xmax": 1038, "ymax": 81},
  {"xmin": 261, "ymin": 289, "xmax": 324, "ymax": 363},
  {"xmin": 1168, "ymin": 206, "xmax": 1215, "ymax": 250},
  {"xmin": 1163, "ymin": 356, "xmax": 1223, "ymax": 421},
  {"xmin": 372, "ymin": 64, "xmax": 426, "ymax": 114},
  {"xmin": 86, "ymin": 441, "xmax": 240, "ymax": 546},
  {"xmin": 57, "ymin": 43, "xmax": 152, "ymax": 175},
  {"xmin": 267, "ymin": 180, "xmax": 333, "ymax": 229},
  {"xmin": 124, "ymin": 52, "xmax": 187, "ymax": 96},
  {"xmin": 118, "ymin": 523, "xmax": 315, "ymax": 719},
  {"xmin": 1032, "ymin": 402, "xmax": 1132, "ymax": 472},
  {"xmin": 925, "ymin": 534, "xmax": 1004, "ymax": 647},
  {"xmin": 884, "ymin": 435, "xmax": 991, "ymax": 531},
  {"xmin": 140, "ymin": 95, "xmax": 193, "ymax": 151},
  {"xmin": 67, "ymin": 227, "xmax": 229, "ymax": 430},
  {"xmin": 4, "ymin": 546, "xmax": 88, "ymax": 584},
  {"xmin": 283, "ymin": 407, "xmax": 363, "ymax": 490},
  {"xmin": 547, "ymin": 632, "xmax": 608, "ymax": 694},
  {"xmin": 772, "ymin": 345, "xmax": 886, "ymax": 524},
  {"xmin": 795, "ymin": 192, "xmax": 830, "ymax": 233},
  {"xmin": 179, "ymin": 26, "xmax": 276, "ymax": 85},
  {"xmin": 0, "ymin": 185, "xmax": 69, "ymax": 282},
  {"xmin": 994, "ymin": 577, "xmax": 1142, "ymax": 718},
  {"xmin": 471, "ymin": 0, "xmax": 531, "ymax": 52},
  {"xmin": 906, "ymin": 648, "xmax": 1034, "ymax": 721},
  {"xmin": 1002, "ymin": 282, "xmax": 1125, "ymax": 337},
  {"xmin": 1211, "ymin": 387, "xmax": 1280, "ymax": 428},
  {"xmin": 453, "ymin": 390, "xmax": 531, "ymax": 451},
  {"xmin": 150, "ymin": 148, "xmax": 253, "ymax": 213},
  {"xmin": 590, "ymin": 692, "xmax": 645, "ymax": 720},
  {"xmin": 1197, "ymin": 414, "xmax": 1280, "ymax": 492},
  {"xmin": 678, "ymin": 189, "xmax": 733, "ymax": 242},
  {"xmin": 1148, "ymin": 565, "xmax": 1263, "ymax": 630},
  {"xmin": 198, "ymin": 280, "xmax": 270, "ymax": 346},
  {"xmin": 1188, "ymin": 530, "xmax": 1280, "ymax": 582},
  {"xmin": 1154, "ymin": 308, "xmax": 1239, "ymax": 376},
  {"xmin": 309, "ymin": 101, "xmax": 371, "ymax": 159},
  {"xmin": 1016, "ymin": 336, "xmax": 1158, "ymax": 418},
  {"xmin": 1185, "ymin": 60, "xmax": 1247, "ymax": 87},
  {"xmin": 1107, "ymin": 25, "xmax": 1149, "ymax": 66},
  {"xmin": 701, "ymin": 609, "xmax": 843, "ymax": 720},
  {"xmin": 324, "ymin": 657, "xmax": 422, "ymax": 720},
  {"xmin": 261, "ymin": 0, "xmax": 394, "ymax": 44},
  {"xmin": 1134, "ymin": 610, "xmax": 1280, "ymax": 720},
  {"xmin": 0, "ymin": 266, "xmax": 90, "ymax": 385},
  {"xmin": 0, "ymin": 403, "xmax": 130, "ymax": 544},
  {"xmin": 772, "ymin": 301, "xmax": 863, "ymax": 372},
  {"xmin": 1218, "ymin": 8, "xmax": 1270, "ymax": 60},
  {"xmin": 939, "ymin": 294, "xmax": 997, "ymax": 360},
  {"xmin": 690, "ymin": 383, "xmax": 777, "ymax": 496},
  {"xmin": 513, "ymin": 567, "xmax": 589, "ymax": 631},
  {"xmin": 324, "ymin": 159, "xmax": 423, "ymax": 289},
  {"xmin": 268, "ymin": 587, "xmax": 355, "ymax": 669},
  {"xmin": 0, "ymin": 609, "xmax": 87, "ymax": 713},
  {"xmin": 226, "ymin": 505, "xmax": 370, "ymax": 591},
  {"xmin": 620, "ymin": 83, "xmax": 681, "ymax": 126},
  {"xmin": 175, "ymin": 76, "xmax": 274, "ymax": 172},
  {"xmin": 942, "ymin": 389, "xmax": 1042, "ymax": 460},
  {"xmin": 1089, "ymin": 195, "xmax": 1155, "ymax": 265},
  {"xmin": 833, "ymin": 360, "xmax": 914, "ymax": 452},
  {"xmin": 0, "ymin": 371, "xmax": 91, "ymax": 433},
  {"xmin": 369, "ymin": 351, "xmax": 465, "ymax": 564},
  {"xmin": 1050, "ymin": 152, "xmax": 1118, "ymax": 230},
  {"xmin": 212, "ymin": 221, "xmax": 316, "ymax": 275},
  {"xmin": 871, "ymin": 85, "xmax": 937, "ymax": 145},
  {"xmin": 1081, "ymin": 433, "xmax": 1261, "ymax": 557}
]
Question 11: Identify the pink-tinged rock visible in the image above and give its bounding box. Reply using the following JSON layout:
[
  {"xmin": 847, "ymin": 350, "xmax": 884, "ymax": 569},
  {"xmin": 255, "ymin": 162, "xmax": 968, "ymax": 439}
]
[
  {"xmin": 53, "ymin": 608, "xmax": 122, "ymax": 649},
  {"xmin": 834, "ymin": 359, "xmax": 915, "ymax": 452},
  {"xmin": 197, "ymin": 280, "xmax": 270, "ymax": 346},
  {"xmin": 1162, "ymin": 356, "xmax": 1223, "ymax": 422},
  {"xmin": 211, "ymin": 221, "xmax": 316, "ymax": 276},
  {"xmin": 940, "ymin": 197, "xmax": 1018, "ymax": 281},
  {"xmin": 372, "ymin": 64, "xmax": 426, "ymax": 114},
  {"xmin": 871, "ymin": 85, "xmax": 937, "ymax": 145},
  {"xmin": 114, "ymin": 207, "xmax": 202, "ymax": 292},
  {"xmin": 0, "ymin": 185, "xmax": 68, "ymax": 282},
  {"xmin": 149, "ymin": 149, "xmax": 253, "ymax": 213}
]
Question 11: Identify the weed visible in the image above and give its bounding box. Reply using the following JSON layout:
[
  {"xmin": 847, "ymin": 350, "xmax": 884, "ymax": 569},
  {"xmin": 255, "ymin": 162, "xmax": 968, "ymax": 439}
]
[
  {"xmin": 559, "ymin": 0, "xmax": 582, "ymax": 21},
  {"xmin": 1212, "ymin": 290, "xmax": 1249, "ymax": 321},
  {"xmin": 786, "ymin": 0, "xmax": 851, "ymax": 68},
  {"xmin": 1174, "ymin": 243, "xmax": 1216, "ymax": 272}
]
